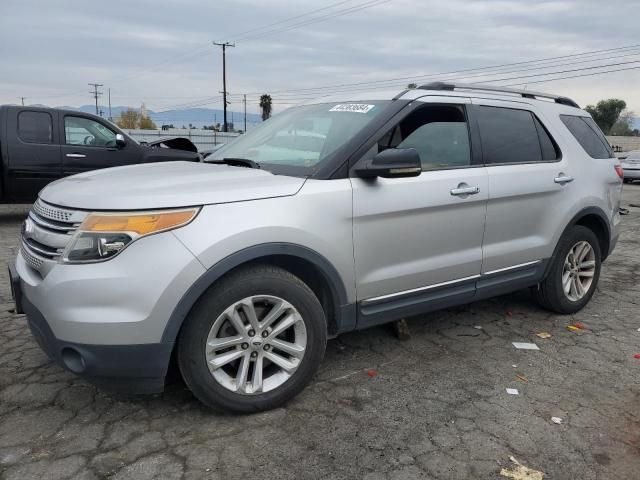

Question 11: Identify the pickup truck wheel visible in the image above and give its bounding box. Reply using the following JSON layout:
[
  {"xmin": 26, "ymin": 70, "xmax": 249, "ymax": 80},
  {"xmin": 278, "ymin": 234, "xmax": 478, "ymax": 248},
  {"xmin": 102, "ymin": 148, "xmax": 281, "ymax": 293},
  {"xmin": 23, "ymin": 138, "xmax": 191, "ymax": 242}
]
[
  {"xmin": 533, "ymin": 225, "xmax": 601, "ymax": 314},
  {"xmin": 178, "ymin": 265, "xmax": 327, "ymax": 412}
]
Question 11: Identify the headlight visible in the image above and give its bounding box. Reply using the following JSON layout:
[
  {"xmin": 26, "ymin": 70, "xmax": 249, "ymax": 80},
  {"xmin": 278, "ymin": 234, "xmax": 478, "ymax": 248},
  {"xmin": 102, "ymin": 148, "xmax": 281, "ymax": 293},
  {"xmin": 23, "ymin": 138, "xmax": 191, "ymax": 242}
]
[{"xmin": 62, "ymin": 207, "xmax": 199, "ymax": 263}]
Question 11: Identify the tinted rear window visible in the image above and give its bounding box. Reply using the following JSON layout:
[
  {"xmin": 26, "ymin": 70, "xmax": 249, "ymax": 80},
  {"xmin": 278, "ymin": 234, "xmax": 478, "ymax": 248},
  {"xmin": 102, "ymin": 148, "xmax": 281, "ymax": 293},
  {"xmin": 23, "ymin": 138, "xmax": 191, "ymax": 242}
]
[
  {"xmin": 18, "ymin": 111, "xmax": 53, "ymax": 144},
  {"xmin": 560, "ymin": 115, "xmax": 613, "ymax": 159},
  {"xmin": 476, "ymin": 106, "xmax": 544, "ymax": 164}
]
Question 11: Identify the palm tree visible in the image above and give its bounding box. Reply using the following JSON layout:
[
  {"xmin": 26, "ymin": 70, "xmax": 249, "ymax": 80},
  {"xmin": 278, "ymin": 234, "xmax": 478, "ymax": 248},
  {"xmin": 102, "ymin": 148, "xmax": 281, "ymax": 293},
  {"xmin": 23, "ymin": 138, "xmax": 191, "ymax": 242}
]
[{"xmin": 259, "ymin": 94, "xmax": 273, "ymax": 121}]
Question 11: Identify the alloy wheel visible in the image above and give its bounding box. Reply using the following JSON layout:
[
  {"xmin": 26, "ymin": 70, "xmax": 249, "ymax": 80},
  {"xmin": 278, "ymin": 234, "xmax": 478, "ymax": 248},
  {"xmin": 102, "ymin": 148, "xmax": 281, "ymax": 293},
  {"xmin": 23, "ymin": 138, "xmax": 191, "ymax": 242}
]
[
  {"xmin": 205, "ymin": 295, "xmax": 307, "ymax": 395},
  {"xmin": 562, "ymin": 241, "xmax": 596, "ymax": 301}
]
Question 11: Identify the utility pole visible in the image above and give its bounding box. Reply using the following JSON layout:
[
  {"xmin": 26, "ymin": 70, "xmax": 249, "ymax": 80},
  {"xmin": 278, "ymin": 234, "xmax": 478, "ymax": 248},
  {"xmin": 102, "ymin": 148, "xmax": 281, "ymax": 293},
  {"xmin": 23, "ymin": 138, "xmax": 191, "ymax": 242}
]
[
  {"xmin": 213, "ymin": 42, "xmax": 234, "ymax": 132},
  {"xmin": 88, "ymin": 83, "xmax": 103, "ymax": 115},
  {"xmin": 19, "ymin": 97, "xmax": 26, "ymax": 106},
  {"xmin": 243, "ymin": 94, "xmax": 247, "ymax": 132},
  {"xmin": 108, "ymin": 88, "xmax": 112, "ymax": 121}
]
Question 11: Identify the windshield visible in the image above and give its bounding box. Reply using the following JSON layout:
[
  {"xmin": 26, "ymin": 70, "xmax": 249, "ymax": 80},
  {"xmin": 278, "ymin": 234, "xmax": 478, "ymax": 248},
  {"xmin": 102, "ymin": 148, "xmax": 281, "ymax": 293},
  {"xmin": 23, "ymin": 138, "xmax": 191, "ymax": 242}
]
[{"xmin": 209, "ymin": 102, "xmax": 390, "ymax": 176}]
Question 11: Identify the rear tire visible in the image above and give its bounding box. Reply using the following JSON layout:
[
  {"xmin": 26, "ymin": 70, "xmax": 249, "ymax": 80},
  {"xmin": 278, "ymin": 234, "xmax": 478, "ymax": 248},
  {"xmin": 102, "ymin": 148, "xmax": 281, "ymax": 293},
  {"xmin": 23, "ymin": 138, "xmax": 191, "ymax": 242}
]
[
  {"xmin": 533, "ymin": 225, "xmax": 601, "ymax": 314},
  {"xmin": 178, "ymin": 264, "xmax": 327, "ymax": 412}
]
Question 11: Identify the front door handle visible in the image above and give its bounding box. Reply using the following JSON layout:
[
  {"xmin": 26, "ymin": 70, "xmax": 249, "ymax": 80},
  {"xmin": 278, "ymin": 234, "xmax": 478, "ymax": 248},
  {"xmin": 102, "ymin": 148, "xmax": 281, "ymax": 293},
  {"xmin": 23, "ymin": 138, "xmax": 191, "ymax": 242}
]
[
  {"xmin": 554, "ymin": 174, "xmax": 574, "ymax": 185},
  {"xmin": 66, "ymin": 153, "xmax": 86, "ymax": 158},
  {"xmin": 450, "ymin": 184, "xmax": 480, "ymax": 197}
]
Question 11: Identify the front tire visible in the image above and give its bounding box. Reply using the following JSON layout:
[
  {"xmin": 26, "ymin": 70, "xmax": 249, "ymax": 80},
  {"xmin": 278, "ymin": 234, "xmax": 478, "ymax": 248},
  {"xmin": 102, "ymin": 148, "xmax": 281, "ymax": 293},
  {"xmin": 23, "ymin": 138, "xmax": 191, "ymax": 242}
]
[
  {"xmin": 533, "ymin": 226, "xmax": 601, "ymax": 314},
  {"xmin": 178, "ymin": 265, "xmax": 327, "ymax": 412}
]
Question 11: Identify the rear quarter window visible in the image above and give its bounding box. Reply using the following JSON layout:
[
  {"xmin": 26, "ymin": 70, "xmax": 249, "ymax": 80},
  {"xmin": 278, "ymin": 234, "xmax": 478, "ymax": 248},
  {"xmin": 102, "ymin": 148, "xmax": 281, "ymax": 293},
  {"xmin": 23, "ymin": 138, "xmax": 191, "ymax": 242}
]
[
  {"xmin": 476, "ymin": 106, "xmax": 559, "ymax": 164},
  {"xmin": 18, "ymin": 111, "xmax": 53, "ymax": 144},
  {"xmin": 560, "ymin": 115, "xmax": 613, "ymax": 159}
]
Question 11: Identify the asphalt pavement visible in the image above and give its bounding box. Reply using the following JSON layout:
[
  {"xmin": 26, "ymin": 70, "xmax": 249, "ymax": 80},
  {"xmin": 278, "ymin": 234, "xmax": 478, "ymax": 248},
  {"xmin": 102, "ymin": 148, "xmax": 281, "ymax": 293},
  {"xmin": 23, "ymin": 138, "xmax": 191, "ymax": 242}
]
[{"xmin": 1, "ymin": 186, "xmax": 639, "ymax": 479}]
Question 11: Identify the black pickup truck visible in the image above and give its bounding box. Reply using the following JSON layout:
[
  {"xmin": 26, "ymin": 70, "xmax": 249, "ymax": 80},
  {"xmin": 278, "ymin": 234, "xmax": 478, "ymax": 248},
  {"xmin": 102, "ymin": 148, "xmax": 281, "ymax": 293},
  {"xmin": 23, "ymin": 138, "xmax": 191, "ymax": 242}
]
[{"xmin": 0, "ymin": 105, "xmax": 200, "ymax": 203}]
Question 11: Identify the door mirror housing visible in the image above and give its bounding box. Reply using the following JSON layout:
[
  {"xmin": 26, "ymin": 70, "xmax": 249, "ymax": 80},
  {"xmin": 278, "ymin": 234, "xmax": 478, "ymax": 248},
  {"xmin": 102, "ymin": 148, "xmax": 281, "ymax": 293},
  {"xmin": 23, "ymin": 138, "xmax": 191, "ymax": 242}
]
[
  {"xmin": 355, "ymin": 148, "xmax": 422, "ymax": 178},
  {"xmin": 115, "ymin": 133, "xmax": 126, "ymax": 148}
]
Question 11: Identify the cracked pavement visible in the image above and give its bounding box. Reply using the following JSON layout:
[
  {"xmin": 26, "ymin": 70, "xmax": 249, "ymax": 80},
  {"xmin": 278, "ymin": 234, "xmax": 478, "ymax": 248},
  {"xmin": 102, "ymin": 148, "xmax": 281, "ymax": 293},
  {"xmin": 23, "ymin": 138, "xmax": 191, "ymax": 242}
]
[{"xmin": 1, "ymin": 187, "xmax": 639, "ymax": 480}]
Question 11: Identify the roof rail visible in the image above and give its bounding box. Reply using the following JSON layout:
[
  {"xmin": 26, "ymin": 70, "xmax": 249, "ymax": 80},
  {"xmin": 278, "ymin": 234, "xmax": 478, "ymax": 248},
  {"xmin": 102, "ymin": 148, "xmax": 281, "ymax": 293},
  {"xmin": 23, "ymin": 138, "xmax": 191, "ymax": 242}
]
[{"xmin": 417, "ymin": 81, "xmax": 580, "ymax": 108}]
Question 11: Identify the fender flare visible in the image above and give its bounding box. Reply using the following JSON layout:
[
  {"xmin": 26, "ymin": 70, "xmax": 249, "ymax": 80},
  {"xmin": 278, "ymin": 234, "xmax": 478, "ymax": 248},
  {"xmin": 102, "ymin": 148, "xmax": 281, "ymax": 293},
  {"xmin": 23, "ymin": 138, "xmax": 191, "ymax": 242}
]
[
  {"xmin": 161, "ymin": 242, "xmax": 351, "ymax": 344},
  {"xmin": 544, "ymin": 206, "xmax": 612, "ymax": 278}
]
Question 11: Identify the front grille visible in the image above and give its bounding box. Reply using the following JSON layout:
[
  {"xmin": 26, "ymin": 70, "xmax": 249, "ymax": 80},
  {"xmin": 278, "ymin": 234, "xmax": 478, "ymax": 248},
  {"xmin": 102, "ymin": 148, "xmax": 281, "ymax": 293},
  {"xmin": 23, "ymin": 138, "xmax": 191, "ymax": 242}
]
[
  {"xmin": 32, "ymin": 199, "xmax": 75, "ymax": 222},
  {"xmin": 20, "ymin": 199, "xmax": 88, "ymax": 275},
  {"xmin": 24, "ymin": 238, "xmax": 60, "ymax": 259},
  {"xmin": 29, "ymin": 211, "xmax": 77, "ymax": 233},
  {"xmin": 20, "ymin": 243, "xmax": 45, "ymax": 270}
]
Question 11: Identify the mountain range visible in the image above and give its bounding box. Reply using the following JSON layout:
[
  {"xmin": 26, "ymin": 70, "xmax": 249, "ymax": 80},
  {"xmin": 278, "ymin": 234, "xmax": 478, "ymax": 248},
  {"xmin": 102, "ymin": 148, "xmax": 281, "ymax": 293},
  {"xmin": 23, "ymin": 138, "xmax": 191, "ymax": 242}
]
[
  {"xmin": 17, "ymin": 103, "xmax": 640, "ymax": 132},
  {"xmin": 55, "ymin": 105, "xmax": 263, "ymax": 129}
]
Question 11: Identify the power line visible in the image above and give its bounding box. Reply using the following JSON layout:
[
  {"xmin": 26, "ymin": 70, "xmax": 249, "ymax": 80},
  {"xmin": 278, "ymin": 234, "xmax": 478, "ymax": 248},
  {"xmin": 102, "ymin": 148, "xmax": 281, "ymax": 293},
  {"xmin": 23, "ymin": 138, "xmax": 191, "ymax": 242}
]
[
  {"xmin": 259, "ymin": 54, "xmax": 640, "ymax": 100},
  {"xmin": 246, "ymin": 63, "xmax": 640, "ymax": 106},
  {"xmin": 107, "ymin": 45, "xmax": 212, "ymax": 86},
  {"xmin": 108, "ymin": 88, "xmax": 112, "ymax": 121},
  {"xmin": 213, "ymin": 42, "xmax": 235, "ymax": 132},
  {"xmin": 473, "ymin": 59, "xmax": 640, "ymax": 85},
  {"xmin": 234, "ymin": 0, "xmax": 391, "ymax": 43},
  {"xmin": 88, "ymin": 83, "xmax": 103, "ymax": 115},
  {"xmin": 223, "ymin": 0, "xmax": 358, "ymax": 41},
  {"xmin": 140, "ymin": 43, "xmax": 640, "ymax": 113},
  {"xmin": 86, "ymin": 1, "xmax": 385, "ymax": 90},
  {"xmin": 242, "ymin": 43, "xmax": 640, "ymax": 96},
  {"xmin": 506, "ymin": 64, "xmax": 640, "ymax": 87}
]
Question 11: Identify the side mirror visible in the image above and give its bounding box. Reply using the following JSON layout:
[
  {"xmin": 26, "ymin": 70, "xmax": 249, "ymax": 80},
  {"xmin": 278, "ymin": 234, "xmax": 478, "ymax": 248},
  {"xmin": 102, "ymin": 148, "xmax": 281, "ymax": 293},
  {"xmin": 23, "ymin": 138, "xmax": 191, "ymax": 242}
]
[
  {"xmin": 355, "ymin": 148, "xmax": 422, "ymax": 179},
  {"xmin": 115, "ymin": 133, "xmax": 126, "ymax": 148}
]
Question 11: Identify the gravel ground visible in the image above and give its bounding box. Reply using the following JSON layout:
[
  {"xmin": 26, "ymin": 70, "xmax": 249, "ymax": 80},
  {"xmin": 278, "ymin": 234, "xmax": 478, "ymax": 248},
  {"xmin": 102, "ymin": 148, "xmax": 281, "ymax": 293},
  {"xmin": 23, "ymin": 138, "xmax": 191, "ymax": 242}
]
[{"xmin": 0, "ymin": 187, "xmax": 639, "ymax": 480}]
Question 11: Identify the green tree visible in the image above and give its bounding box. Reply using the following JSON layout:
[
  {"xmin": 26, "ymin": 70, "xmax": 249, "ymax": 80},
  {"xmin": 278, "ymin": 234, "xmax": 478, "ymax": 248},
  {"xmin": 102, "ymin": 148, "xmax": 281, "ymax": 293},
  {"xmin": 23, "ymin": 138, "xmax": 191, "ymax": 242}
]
[
  {"xmin": 260, "ymin": 94, "xmax": 273, "ymax": 121},
  {"xmin": 584, "ymin": 99, "xmax": 627, "ymax": 134},
  {"xmin": 608, "ymin": 110, "xmax": 635, "ymax": 136}
]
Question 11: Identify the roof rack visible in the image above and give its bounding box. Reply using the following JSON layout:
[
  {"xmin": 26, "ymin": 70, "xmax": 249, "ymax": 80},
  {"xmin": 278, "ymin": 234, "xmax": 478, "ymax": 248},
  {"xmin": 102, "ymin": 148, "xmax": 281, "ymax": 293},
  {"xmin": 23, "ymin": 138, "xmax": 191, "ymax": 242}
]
[{"xmin": 417, "ymin": 81, "xmax": 580, "ymax": 108}]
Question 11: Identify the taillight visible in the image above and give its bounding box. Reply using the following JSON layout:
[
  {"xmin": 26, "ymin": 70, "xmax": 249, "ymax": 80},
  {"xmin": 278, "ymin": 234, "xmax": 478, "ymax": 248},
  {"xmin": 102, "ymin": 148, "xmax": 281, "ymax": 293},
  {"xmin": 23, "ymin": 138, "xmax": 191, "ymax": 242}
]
[{"xmin": 614, "ymin": 165, "xmax": 624, "ymax": 179}]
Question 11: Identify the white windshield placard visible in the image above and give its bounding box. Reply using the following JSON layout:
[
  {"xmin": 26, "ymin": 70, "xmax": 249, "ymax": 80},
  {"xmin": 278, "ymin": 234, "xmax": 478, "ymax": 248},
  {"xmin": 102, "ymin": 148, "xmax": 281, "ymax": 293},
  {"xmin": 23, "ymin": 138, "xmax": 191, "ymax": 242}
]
[{"xmin": 329, "ymin": 104, "xmax": 376, "ymax": 113}]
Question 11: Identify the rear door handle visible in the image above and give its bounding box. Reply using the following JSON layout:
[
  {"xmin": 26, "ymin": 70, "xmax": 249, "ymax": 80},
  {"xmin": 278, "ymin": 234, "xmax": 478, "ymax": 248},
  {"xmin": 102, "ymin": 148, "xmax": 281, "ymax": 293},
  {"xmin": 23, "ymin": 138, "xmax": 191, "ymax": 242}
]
[
  {"xmin": 66, "ymin": 153, "xmax": 86, "ymax": 158},
  {"xmin": 450, "ymin": 185, "xmax": 480, "ymax": 196},
  {"xmin": 554, "ymin": 174, "xmax": 574, "ymax": 185}
]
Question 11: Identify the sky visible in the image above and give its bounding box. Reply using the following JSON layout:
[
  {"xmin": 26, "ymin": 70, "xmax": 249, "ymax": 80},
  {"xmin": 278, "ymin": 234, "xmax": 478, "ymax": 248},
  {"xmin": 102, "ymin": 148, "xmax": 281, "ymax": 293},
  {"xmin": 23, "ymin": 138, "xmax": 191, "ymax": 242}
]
[{"xmin": 1, "ymin": 0, "xmax": 640, "ymax": 119}]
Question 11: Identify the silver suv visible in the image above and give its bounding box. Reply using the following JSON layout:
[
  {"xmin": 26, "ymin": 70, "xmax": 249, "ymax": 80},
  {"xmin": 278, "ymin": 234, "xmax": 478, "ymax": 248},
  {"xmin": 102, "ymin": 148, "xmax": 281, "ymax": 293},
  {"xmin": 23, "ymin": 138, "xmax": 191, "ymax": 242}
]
[{"xmin": 10, "ymin": 82, "xmax": 623, "ymax": 412}]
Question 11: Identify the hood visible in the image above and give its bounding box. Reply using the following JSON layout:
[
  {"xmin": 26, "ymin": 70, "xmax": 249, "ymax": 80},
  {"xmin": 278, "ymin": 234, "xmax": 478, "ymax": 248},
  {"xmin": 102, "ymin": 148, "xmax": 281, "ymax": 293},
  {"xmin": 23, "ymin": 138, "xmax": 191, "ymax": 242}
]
[
  {"xmin": 40, "ymin": 161, "xmax": 306, "ymax": 210},
  {"xmin": 143, "ymin": 136, "xmax": 198, "ymax": 152}
]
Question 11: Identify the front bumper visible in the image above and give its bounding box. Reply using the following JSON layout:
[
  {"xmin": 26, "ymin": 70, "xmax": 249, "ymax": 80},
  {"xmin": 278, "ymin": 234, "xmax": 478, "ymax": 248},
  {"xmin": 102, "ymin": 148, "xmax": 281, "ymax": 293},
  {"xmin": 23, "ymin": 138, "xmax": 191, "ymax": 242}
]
[
  {"xmin": 11, "ymin": 231, "xmax": 206, "ymax": 394},
  {"xmin": 21, "ymin": 294, "xmax": 172, "ymax": 394}
]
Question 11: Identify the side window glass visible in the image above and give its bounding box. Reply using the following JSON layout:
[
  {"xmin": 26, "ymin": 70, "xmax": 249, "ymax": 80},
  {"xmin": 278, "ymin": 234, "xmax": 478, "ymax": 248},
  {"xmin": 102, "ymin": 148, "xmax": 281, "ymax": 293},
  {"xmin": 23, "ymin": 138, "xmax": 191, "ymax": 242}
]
[
  {"xmin": 18, "ymin": 111, "xmax": 53, "ymax": 144},
  {"xmin": 376, "ymin": 105, "xmax": 471, "ymax": 170},
  {"xmin": 533, "ymin": 116, "xmax": 560, "ymax": 161},
  {"xmin": 560, "ymin": 115, "xmax": 613, "ymax": 159},
  {"xmin": 476, "ymin": 106, "xmax": 542, "ymax": 164},
  {"xmin": 65, "ymin": 116, "xmax": 117, "ymax": 147}
]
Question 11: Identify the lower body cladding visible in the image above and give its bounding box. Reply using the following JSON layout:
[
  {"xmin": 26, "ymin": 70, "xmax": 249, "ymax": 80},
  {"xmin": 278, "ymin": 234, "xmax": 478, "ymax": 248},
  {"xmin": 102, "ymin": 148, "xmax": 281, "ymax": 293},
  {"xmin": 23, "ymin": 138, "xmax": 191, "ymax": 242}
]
[
  {"xmin": 11, "ymin": 231, "xmax": 206, "ymax": 394},
  {"xmin": 358, "ymin": 260, "xmax": 548, "ymax": 327}
]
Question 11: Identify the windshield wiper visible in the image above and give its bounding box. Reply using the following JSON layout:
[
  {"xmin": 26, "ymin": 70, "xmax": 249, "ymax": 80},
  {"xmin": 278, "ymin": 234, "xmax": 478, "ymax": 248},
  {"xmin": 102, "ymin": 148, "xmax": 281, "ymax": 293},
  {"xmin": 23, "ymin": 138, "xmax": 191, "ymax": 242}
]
[{"xmin": 209, "ymin": 158, "xmax": 261, "ymax": 169}]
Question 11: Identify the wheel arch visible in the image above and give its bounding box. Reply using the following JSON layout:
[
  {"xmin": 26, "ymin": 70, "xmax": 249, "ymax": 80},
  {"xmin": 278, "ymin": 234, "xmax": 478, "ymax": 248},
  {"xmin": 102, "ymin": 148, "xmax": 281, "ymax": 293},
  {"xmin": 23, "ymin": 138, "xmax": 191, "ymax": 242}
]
[
  {"xmin": 546, "ymin": 206, "xmax": 612, "ymax": 279},
  {"xmin": 161, "ymin": 243, "xmax": 354, "ymax": 345},
  {"xmin": 571, "ymin": 207, "xmax": 612, "ymax": 261}
]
